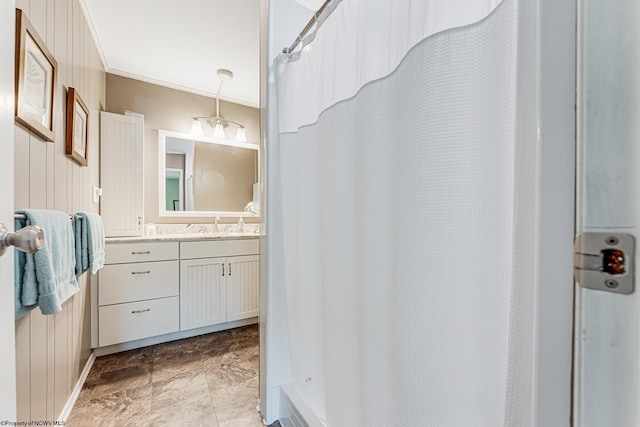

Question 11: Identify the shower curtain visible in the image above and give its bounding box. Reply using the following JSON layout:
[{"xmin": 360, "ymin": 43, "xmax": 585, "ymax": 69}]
[{"xmin": 270, "ymin": 0, "xmax": 538, "ymax": 425}]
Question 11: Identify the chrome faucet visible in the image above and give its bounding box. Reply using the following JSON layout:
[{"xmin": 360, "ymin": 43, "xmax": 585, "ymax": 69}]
[{"xmin": 214, "ymin": 216, "xmax": 220, "ymax": 233}]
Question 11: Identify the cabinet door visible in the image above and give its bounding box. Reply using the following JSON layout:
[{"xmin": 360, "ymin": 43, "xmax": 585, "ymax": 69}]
[
  {"xmin": 226, "ymin": 255, "xmax": 259, "ymax": 321},
  {"xmin": 100, "ymin": 111, "xmax": 144, "ymax": 237},
  {"xmin": 180, "ymin": 258, "xmax": 227, "ymax": 330}
]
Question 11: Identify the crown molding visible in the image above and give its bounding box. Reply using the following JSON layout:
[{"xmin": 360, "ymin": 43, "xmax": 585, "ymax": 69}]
[{"xmin": 76, "ymin": 0, "xmax": 109, "ymax": 70}]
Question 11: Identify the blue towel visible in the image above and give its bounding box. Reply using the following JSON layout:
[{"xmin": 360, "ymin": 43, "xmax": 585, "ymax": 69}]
[
  {"xmin": 74, "ymin": 212, "xmax": 105, "ymax": 276},
  {"xmin": 15, "ymin": 209, "xmax": 79, "ymax": 319}
]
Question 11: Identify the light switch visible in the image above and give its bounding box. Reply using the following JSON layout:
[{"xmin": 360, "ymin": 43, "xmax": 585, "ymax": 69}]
[{"xmin": 92, "ymin": 186, "xmax": 103, "ymax": 204}]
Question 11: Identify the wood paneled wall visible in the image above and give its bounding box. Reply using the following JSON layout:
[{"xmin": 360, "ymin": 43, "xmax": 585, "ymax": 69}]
[{"xmin": 13, "ymin": 0, "xmax": 105, "ymax": 421}]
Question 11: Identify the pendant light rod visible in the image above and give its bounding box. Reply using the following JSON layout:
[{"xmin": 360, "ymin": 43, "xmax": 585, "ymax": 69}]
[
  {"xmin": 214, "ymin": 77, "xmax": 225, "ymax": 119},
  {"xmin": 192, "ymin": 69, "xmax": 245, "ymax": 127},
  {"xmin": 191, "ymin": 69, "xmax": 247, "ymax": 141}
]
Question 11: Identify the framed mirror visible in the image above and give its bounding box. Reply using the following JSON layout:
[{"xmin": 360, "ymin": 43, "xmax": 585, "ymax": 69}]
[{"xmin": 158, "ymin": 129, "xmax": 259, "ymax": 218}]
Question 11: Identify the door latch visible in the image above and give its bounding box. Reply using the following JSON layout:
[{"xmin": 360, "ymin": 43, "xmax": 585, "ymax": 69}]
[{"xmin": 574, "ymin": 232, "xmax": 635, "ymax": 294}]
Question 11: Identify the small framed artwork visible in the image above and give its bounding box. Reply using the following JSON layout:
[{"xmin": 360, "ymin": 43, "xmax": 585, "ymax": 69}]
[
  {"xmin": 15, "ymin": 9, "xmax": 57, "ymax": 142},
  {"xmin": 65, "ymin": 88, "xmax": 89, "ymax": 166}
]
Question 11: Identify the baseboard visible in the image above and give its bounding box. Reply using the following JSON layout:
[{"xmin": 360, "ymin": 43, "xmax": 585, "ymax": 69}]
[
  {"xmin": 94, "ymin": 317, "xmax": 258, "ymax": 356},
  {"xmin": 57, "ymin": 351, "xmax": 96, "ymax": 422},
  {"xmin": 279, "ymin": 384, "xmax": 325, "ymax": 427}
]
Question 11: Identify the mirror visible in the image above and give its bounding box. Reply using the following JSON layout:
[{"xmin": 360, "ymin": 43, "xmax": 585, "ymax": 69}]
[{"xmin": 158, "ymin": 129, "xmax": 259, "ymax": 218}]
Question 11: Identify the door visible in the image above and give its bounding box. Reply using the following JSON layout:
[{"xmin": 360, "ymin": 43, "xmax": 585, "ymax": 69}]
[
  {"xmin": 100, "ymin": 111, "xmax": 144, "ymax": 237},
  {"xmin": 574, "ymin": 0, "xmax": 640, "ymax": 425},
  {"xmin": 180, "ymin": 258, "xmax": 228, "ymax": 330},
  {"xmin": 226, "ymin": 255, "xmax": 259, "ymax": 321},
  {"xmin": 0, "ymin": 0, "xmax": 17, "ymax": 420}
]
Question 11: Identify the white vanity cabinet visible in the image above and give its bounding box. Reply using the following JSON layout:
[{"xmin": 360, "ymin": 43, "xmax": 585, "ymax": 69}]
[
  {"xmin": 98, "ymin": 242, "xmax": 180, "ymax": 347},
  {"xmin": 180, "ymin": 240, "xmax": 259, "ymax": 331},
  {"xmin": 95, "ymin": 237, "xmax": 259, "ymax": 353}
]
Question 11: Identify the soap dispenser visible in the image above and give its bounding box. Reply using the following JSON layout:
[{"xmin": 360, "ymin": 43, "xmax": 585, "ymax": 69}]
[{"xmin": 237, "ymin": 217, "xmax": 245, "ymax": 233}]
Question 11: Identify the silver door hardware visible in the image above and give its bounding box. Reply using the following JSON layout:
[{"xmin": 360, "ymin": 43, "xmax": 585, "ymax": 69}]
[
  {"xmin": 131, "ymin": 251, "xmax": 151, "ymax": 255},
  {"xmin": 0, "ymin": 223, "xmax": 44, "ymax": 257},
  {"xmin": 574, "ymin": 232, "xmax": 635, "ymax": 294}
]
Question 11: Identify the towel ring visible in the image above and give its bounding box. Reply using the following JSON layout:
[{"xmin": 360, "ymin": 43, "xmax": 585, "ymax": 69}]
[{"xmin": 0, "ymin": 223, "xmax": 44, "ymax": 257}]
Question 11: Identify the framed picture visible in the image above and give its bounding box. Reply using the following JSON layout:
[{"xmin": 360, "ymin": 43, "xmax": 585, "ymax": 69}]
[
  {"xmin": 15, "ymin": 9, "xmax": 57, "ymax": 142},
  {"xmin": 65, "ymin": 88, "xmax": 89, "ymax": 166}
]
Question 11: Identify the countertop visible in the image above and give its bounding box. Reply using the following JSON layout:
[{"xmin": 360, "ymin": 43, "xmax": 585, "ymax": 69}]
[{"xmin": 106, "ymin": 233, "xmax": 260, "ymax": 244}]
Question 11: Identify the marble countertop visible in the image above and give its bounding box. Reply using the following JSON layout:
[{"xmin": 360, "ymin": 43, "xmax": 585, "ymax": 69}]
[{"xmin": 106, "ymin": 233, "xmax": 260, "ymax": 243}]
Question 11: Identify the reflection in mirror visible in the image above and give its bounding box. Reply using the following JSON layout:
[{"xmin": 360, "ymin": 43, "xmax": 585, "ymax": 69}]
[
  {"xmin": 158, "ymin": 130, "xmax": 259, "ymax": 218},
  {"xmin": 165, "ymin": 168, "xmax": 184, "ymax": 211}
]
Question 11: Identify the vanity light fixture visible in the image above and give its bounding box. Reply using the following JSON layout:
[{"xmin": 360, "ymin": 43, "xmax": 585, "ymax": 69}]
[
  {"xmin": 235, "ymin": 127, "xmax": 247, "ymax": 142},
  {"xmin": 213, "ymin": 120, "xmax": 226, "ymax": 139},
  {"xmin": 190, "ymin": 119, "xmax": 204, "ymax": 136},
  {"xmin": 191, "ymin": 69, "xmax": 248, "ymax": 142}
]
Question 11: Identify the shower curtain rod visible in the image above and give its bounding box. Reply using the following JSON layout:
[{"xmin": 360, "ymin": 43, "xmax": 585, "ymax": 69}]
[{"xmin": 283, "ymin": 0, "xmax": 333, "ymax": 54}]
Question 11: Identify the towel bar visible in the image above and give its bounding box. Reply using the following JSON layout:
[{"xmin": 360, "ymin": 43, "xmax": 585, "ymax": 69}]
[{"xmin": 14, "ymin": 213, "xmax": 82, "ymax": 220}]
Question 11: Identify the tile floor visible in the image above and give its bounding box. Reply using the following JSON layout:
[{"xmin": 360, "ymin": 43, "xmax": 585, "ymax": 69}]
[{"xmin": 67, "ymin": 324, "xmax": 278, "ymax": 427}]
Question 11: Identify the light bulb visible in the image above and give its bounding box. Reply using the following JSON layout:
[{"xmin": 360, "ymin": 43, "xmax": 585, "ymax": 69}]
[
  {"xmin": 191, "ymin": 119, "xmax": 203, "ymax": 135},
  {"xmin": 213, "ymin": 120, "xmax": 226, "ymax": 139},
  {"xmin": 235, "ymin": 127, "xmax": 247, "ymax": 142}
]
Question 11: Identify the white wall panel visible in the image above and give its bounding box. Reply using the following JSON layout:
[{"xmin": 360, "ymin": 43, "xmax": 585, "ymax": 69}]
[{"xmin": 13, "ymin": 0, "xmax": 106, "ymax": 421}]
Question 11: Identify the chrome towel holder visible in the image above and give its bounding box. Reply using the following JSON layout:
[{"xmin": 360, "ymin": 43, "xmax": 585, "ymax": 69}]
[
  {"xmin": 13, "ymin": 213, "xmax": 83, "ymax": 220},
  {"xmin": 0, "ymin": 213, "xmax": 84, "ymax": 257}
]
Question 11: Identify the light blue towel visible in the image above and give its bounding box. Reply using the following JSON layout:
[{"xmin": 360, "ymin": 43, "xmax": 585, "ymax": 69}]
[
  {"xmin": 15, "ymin": 209, "xmax": 79, "ymax": 319},
  {"xmin": 74, "ymin": 212, "xmax": 105, "ymax": 276}
]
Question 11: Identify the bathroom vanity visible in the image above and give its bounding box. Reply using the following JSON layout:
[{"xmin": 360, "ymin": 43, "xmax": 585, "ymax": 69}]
[
  {"xmin": 93, "ymin": 234, "xmax": 259, "ymax": 355},
  {"xmin": 95, "ymin": 116, "xmax": 261, "ymax": 355}
]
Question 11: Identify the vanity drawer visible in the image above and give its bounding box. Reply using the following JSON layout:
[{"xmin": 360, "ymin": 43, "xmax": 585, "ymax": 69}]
[
  {"xmin": 98, "ymin": 260, "xmax": 179, "ymax": 306},
  {"xmin": 99, "ymin": 296, "xmax": 179, "ymax": 347},
  {"xmin": 105, "ymin": 242, "xmax": 179, "ymax": 264},
  {"xmin": 180, "ymin": 239, "xmax": 259, "ymax": 259}
]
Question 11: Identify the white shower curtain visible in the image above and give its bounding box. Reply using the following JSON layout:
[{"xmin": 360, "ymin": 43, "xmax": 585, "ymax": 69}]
[{"xmin": 270, "ymin": 0, "xmax": 538, "ymax": 425}]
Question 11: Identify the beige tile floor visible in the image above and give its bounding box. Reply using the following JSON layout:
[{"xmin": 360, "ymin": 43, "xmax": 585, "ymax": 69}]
[{"xmin": 67, "ymin": 325, "xmax": 278, "ymax": 427}]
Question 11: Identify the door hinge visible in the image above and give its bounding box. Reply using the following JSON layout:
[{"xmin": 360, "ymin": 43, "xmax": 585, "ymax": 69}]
[{"xmin": 574, "ymin": 232, "xmax": 635, "ymax": 294}]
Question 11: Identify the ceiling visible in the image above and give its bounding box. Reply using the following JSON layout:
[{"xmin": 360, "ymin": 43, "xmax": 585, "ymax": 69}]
[
  {"xmin": 82, "ymin": 0, "xmax": 325, "ymax": 107},
  {"xmin": 293, "ymin": 0, "xmax": 325, "ymax": 10},
  {"xmin": 83, "ymin": 0, "xmax": 263, "ymax": 107}
]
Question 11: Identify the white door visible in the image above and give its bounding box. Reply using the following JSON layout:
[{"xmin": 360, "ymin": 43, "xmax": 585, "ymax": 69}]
[
  {"xmin": 100, "ymin": 111, "xmax": 144, "ymax": 237},
  {"xmin": 226, "ymin": 255, "xmax": 259, "ymax": 321},
  {"xmin": 0, "ymin": 0, "xmax": 17, "ymax": 420},
  {"xmin": 574, "ymin": 0, "xmax": 640, "ymax": 425},
  {"xmin": 180, "ymin": 258, "xmax": 228, "ymax": 330}
]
